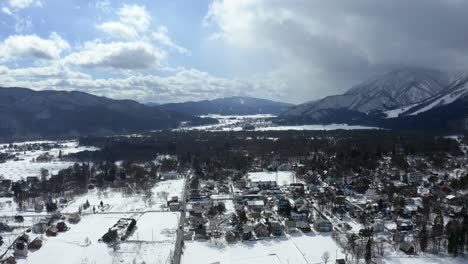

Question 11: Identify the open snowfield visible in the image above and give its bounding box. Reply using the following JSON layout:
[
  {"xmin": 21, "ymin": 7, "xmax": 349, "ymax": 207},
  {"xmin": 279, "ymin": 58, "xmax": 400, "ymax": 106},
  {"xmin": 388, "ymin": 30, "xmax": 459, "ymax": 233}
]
[
  {"xmin": 15, "ymin": 212, "xmax": 178, "ymax": 264},
  {"xmin": 4, "ymin": 177, "xmax": 186, "ymax": 264},
  {"xmin": 62, "ymin": 179, "xmax": 185, "ymax": 214},
  {"xmin": 248, "ymin": 171, "xmax": 298, "ymax": 186},
  {"xmin": 0, "ymin": 140, "xmax": 98, "ymax": 181},
  {"xmin": 177, "ymin": 114, "xmax": 379, "ymax": 132},
  {"xmin": 383, "ymin": 251, "xmax": 467, "ymax": 264},
  {"xmin": 130, "ymin": 212, "xmax": 179, "ymax": 242},
  {"xmin": 182, "ymin": 233, "xmax": 344, "ymax": 264}
]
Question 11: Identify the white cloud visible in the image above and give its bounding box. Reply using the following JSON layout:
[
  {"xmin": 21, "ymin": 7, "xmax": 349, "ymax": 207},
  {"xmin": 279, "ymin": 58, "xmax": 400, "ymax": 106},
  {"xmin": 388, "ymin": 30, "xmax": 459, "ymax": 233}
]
[
  {"xmin": 153, "ymin": 26, "xmax": 190, "ymax": 55},
  {"xmin": 0, "ymin": 64, "xmax": 278, "ymax": 103},
  {"xmin": 14, "ymin": 16, "xmax": 32, "ymax": 32},
  {"xmin": 97, "ymin": 22, "xmax": 138, "ymax": 39},
  {"xmin": 64, "ymin": 41, "xmax": 166, "ymax": 69},
  {"xmin": 2, "ymin": 7, "xmax": 13, "ymax": 15},
  {"xmin": 0, "ymin": 32, "xmax": 70, "ymax": 61},
  {"xmin": 95, "ymin": 0, "xmax": 111, "ymax": 13},
  {"xmin": 118, "ymin": 4, "xmax": 151, "ymax": 32},
  {"xmin": 8, "ymin": 0, "xmax": 42, "ymax": 10},
  {"xmin": 0, "ymin": 65, "xmax": 91, "ymax": 79}
]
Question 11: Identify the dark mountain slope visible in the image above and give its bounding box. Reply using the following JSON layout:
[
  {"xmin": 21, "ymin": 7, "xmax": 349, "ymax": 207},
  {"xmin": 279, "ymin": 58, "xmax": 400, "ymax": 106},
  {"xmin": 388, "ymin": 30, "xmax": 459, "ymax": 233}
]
[
  {"xmin": 160, "ymin": 96, "xmax": 293, "ymax": 116},
  {"xmin": 0, "ymin": 87, "xmax": 214, "ymax": 138}
]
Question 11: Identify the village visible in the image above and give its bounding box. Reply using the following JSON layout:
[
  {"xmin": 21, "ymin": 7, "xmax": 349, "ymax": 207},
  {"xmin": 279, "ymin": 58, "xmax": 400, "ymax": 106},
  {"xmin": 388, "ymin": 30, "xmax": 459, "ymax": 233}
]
[{"xmin": 0, "ymin": 133, "xmax": 466, "ymax": 264}]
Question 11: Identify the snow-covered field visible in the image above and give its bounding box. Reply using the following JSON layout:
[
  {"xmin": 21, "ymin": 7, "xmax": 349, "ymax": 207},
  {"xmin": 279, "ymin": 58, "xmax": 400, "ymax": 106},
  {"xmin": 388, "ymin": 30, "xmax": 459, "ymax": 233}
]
[
  {"xmin": 177, "ymin": 114, "xmax": 379, "ymax": 132},
  {"xmin": 0, "ymin": 140, "xmax": 98, "ymax": 181},
  {"xmin": 1, "ymin": 177, "xmax": 185, "ymax": 264},
  {"xmin": 16, "ymin": 211, "xmax": 179, "ymax": 264},
  {"xmin": 256, "ymin": 124, "xmax": 380, "ymax": 131},
  {"xmin": 248, "ymin": 171, "xmax": 299, "ymax": 186},
  {"xmin": 182, "ymin": 233, "xmax": 344, "ymax": 264}
]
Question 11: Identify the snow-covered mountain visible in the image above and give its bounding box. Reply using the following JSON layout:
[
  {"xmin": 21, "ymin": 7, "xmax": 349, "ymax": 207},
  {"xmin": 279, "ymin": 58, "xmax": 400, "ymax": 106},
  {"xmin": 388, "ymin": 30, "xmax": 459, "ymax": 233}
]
[
  {"xmin": 382, "ymin": 74, "xmax": 468, "ymax": 118},
  {"xmin": 281, "ymin": 68, "xmax": 450, "ymax": 121},
  {"xmin": 277, "ymin": 68, "xmax": 468, "ymax": 130}
]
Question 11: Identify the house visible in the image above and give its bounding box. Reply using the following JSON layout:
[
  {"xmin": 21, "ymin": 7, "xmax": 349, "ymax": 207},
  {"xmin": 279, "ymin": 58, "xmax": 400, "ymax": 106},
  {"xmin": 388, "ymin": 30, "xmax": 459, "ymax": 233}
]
[
  {"xmin": 336, "ymin": 259, "xmax": 346, "ymax": 264},
  {"xmin": 183, "ymin": 231, "xmax": 194, "ymax": 241},
  {"xmin": 27, "ymin": 176, "xmax": 39, "ymax": 185},
  {"xmin": 194, "ymin": 227, "xmax": 208, "ymax": 240},
  {"xmin": 296, "ymin": 221, "xmax": 311, "ymax": 232},
  {"xmin": 247, "ymin": 200, "xmax": 265, "ymax": 212},
  {"xmin": 399, "ymin": 242, "xmax": 415, "ymax": 255},
  {"xmin": 34, "ymin": 203, "xmax": 44, "ymax": 212},
  {"xmin": 242, "ymin": 229, "xmax": 253, "ymax": 240},
  {"xmin": 32, "ymin": 221, "xmax": 48, "ymax": 234},
  {"xmin": 270, "ymin": 222, "xmax": 283, "ymax": 237},
  {"xmin": 277, "ymin": 196, "xmax": 291, "ymax": 211},
  {"xmin": 397, "ymin": 220, "xmax": 413, "ymax": 231},
  {"xmin": 28, "ymin": 238, "xmax": 43, "ymax": 250},
  {"xmin": 16, "ymin": 233, "xmax": 27, "ymax": 242},
  {"xmin": 68, "ymin": 213, "xmax": 81, "ymax": 224},
  {"xmin": 314, "ymin": 219, "xmax": 333, "ymax": 232},
  {"xmin": 251, "ymin": 181, "xmax": 277, "ymax": 190},
  {"xmin": 284, "ymin": 220, "xmax": 297, "ymax": 233},
  {"xmin": 14, "ymin": 242, "xmax": 27, "ymax": 257},
  {"xmin": 290, "ymin": 211, "xmax": 308, "ymax": 222},
  {"xmin": 5, "ymin": 256, "xmax": 16, "ymax": 264},
  {"xmin": 402, "ymin": 171, "xmax": 424, "ymax": 184},
  {"xmin": 170, "ymin": 202, "xmax": 181, "ymax": 211},
  {"xmin": 225, "ymin": 231, "xmax": 236, "ymax": 243},
  {"xmin": 56, "ymin": 222, "xmax": 68, "ymax": 232},
  {"xmin": 253, "ymin": 223, "xmax": 269, "ymax": 238},
  {"xmin": 159, "ymin": 171, "xmax": 179, "ymax": 180},
  {"xmin": 46, "ymin": 226, "xmax": 58, "ymax": 236},
  {"xmin": 189, "ymin": 215, "xmax": 206, "ymax": 227}
]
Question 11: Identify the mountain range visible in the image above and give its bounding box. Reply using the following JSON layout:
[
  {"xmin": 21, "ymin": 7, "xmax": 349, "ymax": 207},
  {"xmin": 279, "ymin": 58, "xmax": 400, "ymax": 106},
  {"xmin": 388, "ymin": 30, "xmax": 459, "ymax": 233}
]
[
  {"xmin": 159, "ymin": 96, "xmax": 293, "ymax": 116},
  {"xmin": 277, "ymin": 68, "xmax": 468, "ymax": 131},
  {"xmin": 0, "ymin": 87, "xmax": 215, "ymax": 139}
]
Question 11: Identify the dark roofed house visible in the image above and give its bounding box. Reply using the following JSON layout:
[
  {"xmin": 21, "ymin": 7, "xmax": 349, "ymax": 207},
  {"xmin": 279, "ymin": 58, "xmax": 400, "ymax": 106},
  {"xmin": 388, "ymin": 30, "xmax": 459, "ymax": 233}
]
[
  {"xmin": 46, "ymin": 226, "xmax": 58, "ymax": 236},
  {"xmin": 271, "ymin": 222, "xmax": 283, "ymax": 237},
  {"xmin": 28, "ymin": 238, "xmax": 43, "ymax": 250},
  {"xmin": 399, "ymin": 242, "xmax": 415, "ymax": 255},
  {"xmin": 314, "ymin": 219, "xmax": 333, "ymax": 232}
]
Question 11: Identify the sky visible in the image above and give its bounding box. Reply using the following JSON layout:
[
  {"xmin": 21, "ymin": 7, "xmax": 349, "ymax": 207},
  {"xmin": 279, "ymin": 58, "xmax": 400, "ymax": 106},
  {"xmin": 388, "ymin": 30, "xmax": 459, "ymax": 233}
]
[{"xmin": 0, "ymin": 0, "xmax": 468, "ymax": 104}]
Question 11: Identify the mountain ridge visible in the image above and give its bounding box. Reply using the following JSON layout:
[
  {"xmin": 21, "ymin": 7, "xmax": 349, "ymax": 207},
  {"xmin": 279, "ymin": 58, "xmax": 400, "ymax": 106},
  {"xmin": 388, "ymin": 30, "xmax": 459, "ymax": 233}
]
[{"xmin": 159, "ymin": 96, "xmax": 293, "ymax": 115}]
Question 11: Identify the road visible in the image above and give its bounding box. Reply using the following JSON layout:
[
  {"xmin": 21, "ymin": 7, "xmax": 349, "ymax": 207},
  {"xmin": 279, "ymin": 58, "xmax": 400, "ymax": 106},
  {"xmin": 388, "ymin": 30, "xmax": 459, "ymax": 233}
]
[{"xmin": 173, "ymin": 171, "xmax": 190, "ymax": 264}]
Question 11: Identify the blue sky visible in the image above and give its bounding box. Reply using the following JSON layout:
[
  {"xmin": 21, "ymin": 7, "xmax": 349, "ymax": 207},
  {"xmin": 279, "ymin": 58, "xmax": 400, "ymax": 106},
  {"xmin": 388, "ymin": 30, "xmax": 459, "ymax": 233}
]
[{"xmin": 1, "ymin": 0, "xmax": 468, "ymax": 104}]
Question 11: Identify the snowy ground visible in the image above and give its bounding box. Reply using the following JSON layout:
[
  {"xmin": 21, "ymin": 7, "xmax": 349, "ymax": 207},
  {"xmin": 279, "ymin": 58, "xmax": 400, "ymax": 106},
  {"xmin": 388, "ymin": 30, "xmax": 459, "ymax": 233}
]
[
  {"xmin": 0, "ymin": 140, "xmax": 98, "ymax": 181},
  {"xmin": 383, "ymin": 251, "xmax": 467, "ymax": 264},
  {"xmin": 61, "ymin": 179, "xmax": 185, "ymax": 214},
  {"xmin": 182, "ymin": 232, "xmax": 344, "ymax": 264},
  {"xmin": 177, "ymin": 114, "xmax": 379, "ymax": 132},
  {"xmin": 1, "ymin": 178, "xmax": 185, "ymax": 264},
  {"xmin": 256, "ymin": 124, "xmax": 380, "ymax": 131},
  {"xmin": 247, "ymin": 171, "xmax": 299, "ymax": 186},
  {"xmin": 15, "ymin": 211, "xmax": 179, "ymax": 264}
]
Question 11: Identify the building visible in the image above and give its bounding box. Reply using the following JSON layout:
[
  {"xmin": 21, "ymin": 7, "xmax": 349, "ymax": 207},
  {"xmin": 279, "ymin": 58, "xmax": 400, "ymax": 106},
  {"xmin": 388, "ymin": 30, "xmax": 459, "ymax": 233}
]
[
  {"xmin": 28, "ymin": 238, "xmax": 43, "ymax": 250},
  {"xmin": 290, "ymin": 211, "xmax": 308, "ymax": 222},
  {"xmin": 170, "ymin": 202, "xmax": 181, "ymax": 211},
  {"xmin": 314, "ymin": 219, "xmax": 333, "ymax": 232},
  {"xmin": 253, "ymin": 223, "xmax": 269, "ymax": 238},
  {"xmin": 247, "ymin": 200, "xmax": 265, "ymax": 212},
  {"xmin": 270, "ymin": 222, "xmax": 283, "ymax": 237},
  {"xmin": 284, "ymin": 220, "xmax": 297, "ymax": 233},
  {"xmin": 399, "ymin": 242, "xmax": 415, "ymax": 255},
  {"xmin": 159, "ymin": 171, "xmax": 179, "ymax": 180}
]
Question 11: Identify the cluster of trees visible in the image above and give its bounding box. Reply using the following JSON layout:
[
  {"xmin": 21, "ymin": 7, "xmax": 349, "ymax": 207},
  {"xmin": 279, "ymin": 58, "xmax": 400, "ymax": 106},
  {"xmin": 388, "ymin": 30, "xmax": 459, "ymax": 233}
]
[{"xmin": 73, "ymin": 130, "xmax": 463, "ymax": 183}]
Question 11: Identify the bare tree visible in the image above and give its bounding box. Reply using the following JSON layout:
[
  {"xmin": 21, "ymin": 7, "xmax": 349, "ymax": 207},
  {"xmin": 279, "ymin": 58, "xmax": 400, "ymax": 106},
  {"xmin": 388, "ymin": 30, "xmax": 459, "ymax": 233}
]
[{"xmin": 322, "ymin": 251, "xmax": 330, "ymax": 264}]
